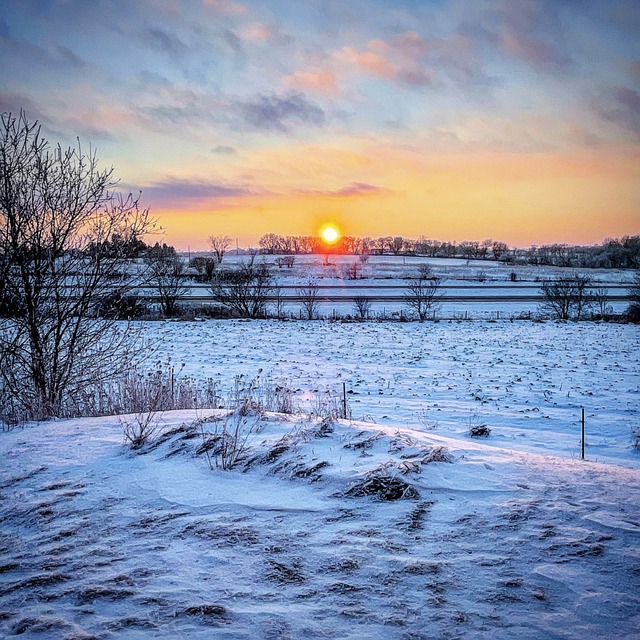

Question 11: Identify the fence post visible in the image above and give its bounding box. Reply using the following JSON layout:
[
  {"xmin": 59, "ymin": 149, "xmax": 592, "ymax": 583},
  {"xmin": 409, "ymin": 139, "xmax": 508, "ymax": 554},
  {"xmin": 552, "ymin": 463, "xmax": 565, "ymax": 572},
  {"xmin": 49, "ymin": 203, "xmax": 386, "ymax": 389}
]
[
  {"xmin": 342, "ymin": 382, "xmax": 347, "ymax": 419},
  {"xmin": 581, "ymin": 406, "xmax": 585, "ymax": 460}
]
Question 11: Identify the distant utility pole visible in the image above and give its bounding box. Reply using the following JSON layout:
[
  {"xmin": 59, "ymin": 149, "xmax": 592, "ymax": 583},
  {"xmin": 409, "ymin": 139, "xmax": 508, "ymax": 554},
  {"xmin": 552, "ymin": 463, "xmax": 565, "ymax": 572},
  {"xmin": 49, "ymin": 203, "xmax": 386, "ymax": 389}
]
[{"xmin": 236, "ymin": 238, "xmax": 239, "ymax": 255}]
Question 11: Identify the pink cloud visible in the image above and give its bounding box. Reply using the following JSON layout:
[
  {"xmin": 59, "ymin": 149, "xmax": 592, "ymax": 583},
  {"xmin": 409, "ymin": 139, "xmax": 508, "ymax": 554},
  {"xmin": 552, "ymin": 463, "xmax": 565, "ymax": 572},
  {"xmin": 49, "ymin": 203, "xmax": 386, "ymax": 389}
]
[
  {"xmin": 283, "ymin": 70, "xmax": 340, "ymax": 97},
  {"xmin": 502, "ymin": 33, "xmax": 570, "ymax": 70},
  {"xmin": 240, "ymin": 23, "xmax": 293, "ymax": 45},
  {"xmin": 341, "ymin": 46, "xmax": 397, "ymax": 79},
  {"xmin": 202, "ymin": 0, "xmax": 247, "ymax": 16}
]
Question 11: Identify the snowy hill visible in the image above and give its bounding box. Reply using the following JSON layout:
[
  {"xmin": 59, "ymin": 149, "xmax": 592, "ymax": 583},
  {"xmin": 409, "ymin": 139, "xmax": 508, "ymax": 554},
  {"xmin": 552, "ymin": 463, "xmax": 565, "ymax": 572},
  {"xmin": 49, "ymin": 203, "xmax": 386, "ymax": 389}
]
[{"xmin": 1, "ymin": 410, "xmax": 639, "ymax": 639}]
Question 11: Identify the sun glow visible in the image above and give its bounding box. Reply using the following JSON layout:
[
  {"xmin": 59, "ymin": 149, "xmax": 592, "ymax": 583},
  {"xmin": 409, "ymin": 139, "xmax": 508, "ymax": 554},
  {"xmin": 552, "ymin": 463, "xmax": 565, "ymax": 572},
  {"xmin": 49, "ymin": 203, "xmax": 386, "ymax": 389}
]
[{"xmin": 320, "ymin": 224, "xmax": 340, "ymax": 244}]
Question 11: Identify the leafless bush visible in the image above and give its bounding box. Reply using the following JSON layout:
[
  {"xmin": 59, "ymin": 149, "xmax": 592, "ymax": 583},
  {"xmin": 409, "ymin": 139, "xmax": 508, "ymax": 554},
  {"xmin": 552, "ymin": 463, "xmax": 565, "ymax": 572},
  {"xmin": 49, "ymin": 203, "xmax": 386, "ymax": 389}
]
[
  {"xmin": 344, "ymin": 466, "xmax": 419, "ymax": 501},
  {"xmin": 468, "ymin": 415, "xmax": 491, "ymax": 437},
  {"xmin": 297, "ymin": 279, "xmax": 320, "ymax": 320},
  {"xmin": 422, "ymin": 446, "xmax": 453, "ymax": 464},
  {"xmin": 198, "ymin": 406, "xmax": 265, "ymax": 471},
  {"xmin": 353, "ymin": 296, "xmax": 371, "ymax": 319},
  {"xmin": 310, "ymin": 388, "xmax": 350, "ymax": 420},
  {"xmin": 417, "ymin": 407, "xmax": 439, "ymax": 430},
  {"xmin": 404, "ymin": 264, "xmax": 443, "ymax": 321},
  {"xmin": 271, "ymin": 283, "xmax": 287, "ymax": 319},
  {"xmin": 343, "ymin": 262, "xmax": 361, "ymax": 280},
  {"xmin": 275, "ymin": 256, "xmax": 296, "ymax": 269},
  {"xmin": 539, "ymin": 273, "xmax": 593, "ymax": 320},
  {"xmin": 592, "ymin": 286, "xmax": 610, "ymax": 316},
  {"xmin": 626, "ymin": 271, "xmax": 640, "ymax": 322},
  {"xmin": 145, "ymin": 251, "xmax": 188, "ymax": 317},
  {"xmin": 226, "ymin": 371, "xmax": 297, "ymax": 415},
  {"xmin": 210, "ymin": 256, "xmax": 272, "ymax": 318},
  {"xmin": 122, "ymin": 410, "xmax": 162, "ymax": 449}
]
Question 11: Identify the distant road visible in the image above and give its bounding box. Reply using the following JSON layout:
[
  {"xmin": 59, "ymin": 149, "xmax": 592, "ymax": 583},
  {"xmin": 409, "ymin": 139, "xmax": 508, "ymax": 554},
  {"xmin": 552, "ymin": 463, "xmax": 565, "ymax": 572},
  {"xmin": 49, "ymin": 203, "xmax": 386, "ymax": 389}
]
[{"xmin": 138, "ymin": 287, "xmax": 632, "ymax": 305}]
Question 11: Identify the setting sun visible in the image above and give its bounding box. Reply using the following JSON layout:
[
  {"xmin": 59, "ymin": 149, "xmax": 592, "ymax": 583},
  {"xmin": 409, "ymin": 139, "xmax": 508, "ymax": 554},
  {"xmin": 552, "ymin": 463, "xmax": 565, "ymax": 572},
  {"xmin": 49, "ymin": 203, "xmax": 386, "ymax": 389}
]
[{"xmin": 320, "ymin": 224, "xmax": 340, "ymax": 244}]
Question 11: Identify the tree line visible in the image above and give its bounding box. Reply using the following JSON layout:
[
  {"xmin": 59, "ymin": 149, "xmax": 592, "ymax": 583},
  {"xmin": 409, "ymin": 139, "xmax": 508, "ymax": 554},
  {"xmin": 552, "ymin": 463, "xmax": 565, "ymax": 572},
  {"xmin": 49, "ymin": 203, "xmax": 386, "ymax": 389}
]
[{"xmin": 258, "ymin": 233, "xmax": 640, "ymax": 269}]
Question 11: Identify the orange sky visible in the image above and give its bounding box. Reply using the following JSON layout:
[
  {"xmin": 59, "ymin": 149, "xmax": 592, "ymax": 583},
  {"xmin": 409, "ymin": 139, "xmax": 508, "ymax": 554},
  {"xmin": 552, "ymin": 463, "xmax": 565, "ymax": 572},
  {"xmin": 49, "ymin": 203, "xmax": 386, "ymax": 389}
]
[{"xmin": 151, "ymin": 143, "xmax": 640, "ymax": 250}]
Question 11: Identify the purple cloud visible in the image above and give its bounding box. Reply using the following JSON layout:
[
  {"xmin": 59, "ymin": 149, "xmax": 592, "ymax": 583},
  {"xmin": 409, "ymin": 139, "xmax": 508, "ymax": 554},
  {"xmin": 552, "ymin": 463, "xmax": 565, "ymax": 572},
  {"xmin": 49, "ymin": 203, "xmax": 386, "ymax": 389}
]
[
  {"xmin": 595, "ymin": 86, "xmax": 640, "ymax": 135},
  {"xmin": 237, "ymin": 91, "xmax": 326, "ymax": 132},
  {"xmin": 139, "ymin": 178, "xmax": 265, "ymax": 207}
]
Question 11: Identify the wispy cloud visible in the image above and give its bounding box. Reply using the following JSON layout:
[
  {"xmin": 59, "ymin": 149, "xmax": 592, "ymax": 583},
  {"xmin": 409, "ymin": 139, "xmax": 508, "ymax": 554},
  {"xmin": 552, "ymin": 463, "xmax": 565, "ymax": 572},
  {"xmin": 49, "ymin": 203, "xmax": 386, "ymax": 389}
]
[
  {"xmin": 202, "ymin": 0, "xmax": 247, "ymax": 16},
  {"xmin": 240, "ymin": 23, "xmax": 293, "ymax": 46},
  {"xmin": 237, "ymin": 91, "xmax": 326, "ymax": 132},
  {"xmin": 142, "ymin": 27, "xmax": 188, "ymax": 57},
  {"xmin": 211, "ymin": 145, "xmax": 237, "ymax": 155},
  {"xmin": 594, "ymin": 86, "xmax": 640, "ymax": 136},
  {"xmin": 282, "ymin": 70, "xmax": 340, "ymax": 96},
  {"xmin": 140, "ymin": 178, "xmax": 264, "ymax": 207},
  {"xmin": 298, "ymin": 182, "xmax": 385, "ymax": 198}
]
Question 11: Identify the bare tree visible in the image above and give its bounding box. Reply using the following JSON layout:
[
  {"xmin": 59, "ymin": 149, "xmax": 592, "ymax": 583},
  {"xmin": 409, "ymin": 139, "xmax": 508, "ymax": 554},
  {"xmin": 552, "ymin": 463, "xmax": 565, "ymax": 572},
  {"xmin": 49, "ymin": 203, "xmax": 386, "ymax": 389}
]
[
  {"xmin": 592, "ymin": 286, "xmax": 610, "ymax": 316},
  {"xmin": 0, "ymin": 111, "xmax": 154, "ymax": 421},
  {"xmin": 210, "ymin": 256, "xmax": 271, "ymax": 318},
  {"xmin": 145, "ymin": 248, "xmax": 187, "ymax": 317},
  {"xmin": 627, "ymin": 271, "xmax": 640, "ymax": 322},
  {"xmin": 297, "ymin": 279, "xmax": 320, "ymax": 319},
  {"xmin": 404, "ymin": 264, "xmax": 443, "ymax": 321},
  {"xmin": 343, "ymin": 262, "xmax": 361, "ymax": 280},
  {"xmin": 271, "ymin": 283, "xmax": 287, "ymax": 319},
  {"xmin": 275, "ymin": 256, "xmax": 295, "ymax": 269},
  {"xmin": 353, "ymin": 296, "xmax": 371, "ymax": 320},
  {"xmin": 190, "ymin": 255, "xmax": 216, "ymax": 281},
  {"xmin": 209, "ymin": 234, "xmax": 232, "ymax": 264},
  {"xmin": 539, "ymin": 273, "xmax": 593, "ymax": 320}
]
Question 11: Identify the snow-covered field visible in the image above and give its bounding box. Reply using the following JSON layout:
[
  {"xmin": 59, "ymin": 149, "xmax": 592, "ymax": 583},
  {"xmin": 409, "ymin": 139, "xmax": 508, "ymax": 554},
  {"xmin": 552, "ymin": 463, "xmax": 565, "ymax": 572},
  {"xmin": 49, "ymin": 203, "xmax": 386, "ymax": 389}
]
[
  {"xmin": 1, "ymin": 318, "xmax": 639, "ymax": 639},
  {"xmin": 151, "ymin": 320, "xmax": 639, "ymax": 467},
  {"xmin": 176, "ymin": 255, "xmax": 634, "ymax": 317}
]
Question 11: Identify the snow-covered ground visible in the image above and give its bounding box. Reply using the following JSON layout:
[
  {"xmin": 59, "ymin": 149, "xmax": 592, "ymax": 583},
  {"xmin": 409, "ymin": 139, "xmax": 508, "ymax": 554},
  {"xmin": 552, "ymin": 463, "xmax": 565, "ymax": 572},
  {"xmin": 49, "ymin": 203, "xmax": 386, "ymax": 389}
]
[
  {"xmin": 1, "ymin": 318, "xmax": 639, "ymax": 639},
  {"xmin": 1, "ymin": 410, "xmax": 639, "ymax": 639},
  {"xmin": 149, "ymin": 319, "xmax": 639, "ymax": 468}
]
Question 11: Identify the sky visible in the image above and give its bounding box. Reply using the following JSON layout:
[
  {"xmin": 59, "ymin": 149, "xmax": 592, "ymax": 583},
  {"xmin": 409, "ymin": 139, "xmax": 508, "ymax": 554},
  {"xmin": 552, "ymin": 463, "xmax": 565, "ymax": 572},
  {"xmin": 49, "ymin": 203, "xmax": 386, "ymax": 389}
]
[{"xmin": 1, "ymin": 0, "xmax": 639, "ymax": 250}]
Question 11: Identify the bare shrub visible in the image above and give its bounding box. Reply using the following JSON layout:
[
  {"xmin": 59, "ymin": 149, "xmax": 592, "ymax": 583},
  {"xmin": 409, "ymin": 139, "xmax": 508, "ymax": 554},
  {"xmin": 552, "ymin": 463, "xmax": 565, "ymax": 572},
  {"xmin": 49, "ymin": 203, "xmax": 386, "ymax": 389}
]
[
  {"xmin": 353, "ymin": 296, "xmax": 371, "ymax": 320},
  {"xmin": 404, "ymin": 264, "xmax": 443, "ymax": 321},
  {"xmin": 275, "ymin": 256, "xmax": 295, "ymax": 269},
  {"xmin": 468, "ymin": 416, "xmax": 491, "ymax": 437},
  {"xmin": 539, "ymin": 273, "xmax": 593, "ymax": 320},
  {"xmin": 200, "ymin": 410, "xmax": 263, "ymax": 470},
  {"xmin": 122, "ymin": 410, "xmax": 162, "ymax": 450},
  {"xmin": 344, "ymin": 467, "xmax": 420, "ymax": 501},
  {"xmin": 422, "ymin": 446, "xmax": 453, "ymax": 464},
  {"xmin": 145, "ymin": 249, "xmax": 188, "ymax": 317},
  {"xmin": 627, "ymin": 271, "xmax": 640, "ymax": 322},
  {"xmin": 343, "ymin": 262, "xmax": 361, "ymax": 280},
  {"xmin": 310, "ymin": 388, "xmax": 350, "ymax": 420},
  {"xmin": 298, "ymin": 279, "xmax": 320, "ymax": 320},
  {"xmin": 418, "ymin": 407, "xmax": 439, "ymax": 431},
  {"xmin": 210, "ymin": 257, "xmax": 272, "ymax": 318},
  {"xmin": 271, "ymin": 283, "xmax": 287, "ymax": 319},
  {"xmin": 592, "ymin": 286, "xmax": 610, "ymax": 316}
]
